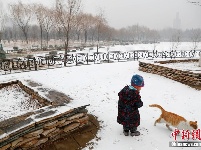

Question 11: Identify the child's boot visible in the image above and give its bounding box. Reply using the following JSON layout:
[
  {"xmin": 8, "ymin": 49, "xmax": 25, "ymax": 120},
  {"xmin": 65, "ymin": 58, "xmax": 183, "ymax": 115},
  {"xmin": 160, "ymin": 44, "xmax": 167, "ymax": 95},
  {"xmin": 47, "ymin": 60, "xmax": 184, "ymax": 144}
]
[
  {"xmin": 123, "ymin": 130, "xmax": 129, "ymax": 136},
  {"xmin": 130, "ymin": 130, "xmax": 140, "ymax": 136}
]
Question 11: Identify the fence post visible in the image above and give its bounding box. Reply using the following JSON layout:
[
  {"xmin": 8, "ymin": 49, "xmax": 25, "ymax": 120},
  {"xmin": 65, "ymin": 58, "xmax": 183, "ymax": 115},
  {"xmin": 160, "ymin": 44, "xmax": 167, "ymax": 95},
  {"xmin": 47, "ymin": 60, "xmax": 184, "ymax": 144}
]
[
  {"xmin": 134, "ymin": 51, "xmax": 137, "ymax": 61},
  {"xmin": 33, "ymin": 57, "xmax": 37, "ymax": 70},
  {"xmin": 93, "ymin": 53, "xmax": 95, "ymax": 64},
  {"xmin": 76, "ymin": 54, "xmax": 78, "ymax": 65},
  {"xmin": 87, "ymin": 53, "xmax": 89, "ymax": 64},
  {"xmin": 107, "ymin": 52, "xmax": 110, "ymax": 63}
]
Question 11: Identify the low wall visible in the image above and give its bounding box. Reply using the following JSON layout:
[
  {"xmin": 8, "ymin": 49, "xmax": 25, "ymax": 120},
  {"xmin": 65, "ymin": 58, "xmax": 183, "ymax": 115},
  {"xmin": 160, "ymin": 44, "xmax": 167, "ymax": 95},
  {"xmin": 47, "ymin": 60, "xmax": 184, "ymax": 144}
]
[
  {"xmin": 0, "ymin": 80, "xmax": 90, "ymax": 150},
  {"xmin": 139, "ymin": 59, "xmax": 201, "ymax": 86},
  {"xmin": 0, "ymin": 105, "xmax": 90, "ymax": 150}
]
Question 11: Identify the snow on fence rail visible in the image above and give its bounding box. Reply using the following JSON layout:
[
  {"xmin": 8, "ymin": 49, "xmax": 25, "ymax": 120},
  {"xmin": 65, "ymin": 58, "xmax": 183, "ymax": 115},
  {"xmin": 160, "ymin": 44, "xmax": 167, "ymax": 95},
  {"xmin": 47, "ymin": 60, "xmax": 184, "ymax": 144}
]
[{"xmin": 0, "ymin": 50, "xmax": 201, "ymax": 75}]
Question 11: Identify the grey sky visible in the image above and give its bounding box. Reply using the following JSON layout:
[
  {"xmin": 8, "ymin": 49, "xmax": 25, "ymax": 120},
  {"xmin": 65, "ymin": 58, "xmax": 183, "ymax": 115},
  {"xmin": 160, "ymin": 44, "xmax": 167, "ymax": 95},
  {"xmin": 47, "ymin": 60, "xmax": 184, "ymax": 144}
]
[{"xmin": 2, "ymin": 0, "xmax": 201, "ymax": 30}]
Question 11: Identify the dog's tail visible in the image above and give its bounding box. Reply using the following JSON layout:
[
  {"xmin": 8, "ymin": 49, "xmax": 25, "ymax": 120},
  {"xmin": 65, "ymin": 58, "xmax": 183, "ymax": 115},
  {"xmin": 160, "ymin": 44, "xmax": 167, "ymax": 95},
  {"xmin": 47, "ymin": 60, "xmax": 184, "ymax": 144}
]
[{"xmin": 149, "ymin": 104, "xmax": 165, "ymax": 112}]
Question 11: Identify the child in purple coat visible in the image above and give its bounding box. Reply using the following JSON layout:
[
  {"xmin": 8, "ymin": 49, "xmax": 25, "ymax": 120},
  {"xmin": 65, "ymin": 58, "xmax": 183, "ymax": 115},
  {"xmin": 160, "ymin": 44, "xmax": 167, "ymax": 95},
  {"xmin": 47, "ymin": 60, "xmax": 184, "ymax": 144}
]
[{"xmin": 117, "ymin": 74, "xmax": 144, "ymax": 136}]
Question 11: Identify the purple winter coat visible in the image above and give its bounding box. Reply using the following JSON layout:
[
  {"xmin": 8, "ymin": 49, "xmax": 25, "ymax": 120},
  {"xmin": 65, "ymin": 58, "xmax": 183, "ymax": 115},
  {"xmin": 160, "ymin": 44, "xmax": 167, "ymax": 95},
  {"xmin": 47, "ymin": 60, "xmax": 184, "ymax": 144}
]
[{"xmin": 117, "ymin": 85, "xmax": 143, "ymax": 128}]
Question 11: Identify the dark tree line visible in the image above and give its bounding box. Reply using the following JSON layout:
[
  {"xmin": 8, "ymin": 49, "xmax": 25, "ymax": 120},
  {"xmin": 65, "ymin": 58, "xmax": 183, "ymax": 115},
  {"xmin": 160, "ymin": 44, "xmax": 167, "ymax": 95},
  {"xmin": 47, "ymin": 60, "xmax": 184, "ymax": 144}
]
[{"xmin": 0, "ymin": 0, "xmax": 201, "ymax": 48}]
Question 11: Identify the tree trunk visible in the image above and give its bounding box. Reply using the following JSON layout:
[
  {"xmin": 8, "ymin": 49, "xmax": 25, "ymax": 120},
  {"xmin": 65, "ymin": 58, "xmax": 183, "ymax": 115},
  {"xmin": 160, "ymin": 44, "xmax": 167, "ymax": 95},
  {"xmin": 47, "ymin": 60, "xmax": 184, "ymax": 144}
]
[
  {"xmin": 22, "ymin": 29, "xmax": 28, "ymax": 44},
  {"xmin": 46, "ymin": 31, "xmax": 49, "ymax": 48},
  {"xmin": 84, "ymin": 30, "xmax": 87, "ymax": 43},
  {"xmin": 77, "ymin": 32, "xmax": 80, "ymax": 41},
  {"xmin": 64, "ymin": 29, "xmax": 69, "ymax": 67},
  {"xmin": 64, "ymin": 41, "xmax": 67, "ymax": 66},
  {"xmin": 40, "ymin": 25, "xmax": 43, "ymax": 49},
  {"xmin": 0, "ymin": 32, "xmax": 2, "ymax": 43}
]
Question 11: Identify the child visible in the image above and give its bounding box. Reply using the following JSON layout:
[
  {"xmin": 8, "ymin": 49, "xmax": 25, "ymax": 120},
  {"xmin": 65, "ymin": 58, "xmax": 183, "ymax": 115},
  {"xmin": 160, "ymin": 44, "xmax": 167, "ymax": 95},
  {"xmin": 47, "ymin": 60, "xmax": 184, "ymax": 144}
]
[{"xmin": 117, "ymin": 74, "xmax": 144, "ymax": 136}]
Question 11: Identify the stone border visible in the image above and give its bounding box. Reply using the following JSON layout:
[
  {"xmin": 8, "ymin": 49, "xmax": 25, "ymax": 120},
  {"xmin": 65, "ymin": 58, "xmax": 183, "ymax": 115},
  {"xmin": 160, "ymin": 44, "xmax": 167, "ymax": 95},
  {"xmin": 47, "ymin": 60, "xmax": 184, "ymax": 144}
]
[
  {"xmin": 0, "ymin": 105, "xmax": 90, "ymax": 150},
  {"xmin": 35, "ymin": 114, "xmax": 100, "ymax": 150},
  {"xmin": 0, "ymin": 80, "xmax": 52, "ymax": 107},
  {"xmin": 0, "ymin": 80, "xmax": 91, "ymax": 150},
  {"xmin": 139, "ymin": 59, "xmax": 201, "ymax": 87}
]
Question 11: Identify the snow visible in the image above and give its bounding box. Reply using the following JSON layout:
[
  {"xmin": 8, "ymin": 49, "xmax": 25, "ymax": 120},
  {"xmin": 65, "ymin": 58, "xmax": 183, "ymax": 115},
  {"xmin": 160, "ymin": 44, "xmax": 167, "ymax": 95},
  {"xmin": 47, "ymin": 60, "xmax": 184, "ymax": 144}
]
[
  {"xmin": 0, "ymin": 84, "xmax": 41, "ymax": 121},
  {"xmin": 0, "ymin": 42, "xmax": 201, "ymax": 150},
  {"xmin": 159, "ymin": 61, "xmax": 201, "ymax": 73}
]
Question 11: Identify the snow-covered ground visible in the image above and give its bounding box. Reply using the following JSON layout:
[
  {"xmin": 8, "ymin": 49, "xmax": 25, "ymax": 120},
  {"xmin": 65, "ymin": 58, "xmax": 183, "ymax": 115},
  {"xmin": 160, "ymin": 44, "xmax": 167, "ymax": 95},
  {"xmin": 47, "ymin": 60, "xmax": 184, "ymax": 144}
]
[
  {"xmin": 160, "ymin": 61, "xmax": 201, "ymax": 73},
  {"xmin": 3, "ymin": 41, "xmax": 201, "ymax": 52},
  {"xmin": 0, "ymin": 42, "xmax": 201, "ymax": 150},
  {"xmin": 0, "ymin": 84, "xmax": 41, "ymax": 122}
]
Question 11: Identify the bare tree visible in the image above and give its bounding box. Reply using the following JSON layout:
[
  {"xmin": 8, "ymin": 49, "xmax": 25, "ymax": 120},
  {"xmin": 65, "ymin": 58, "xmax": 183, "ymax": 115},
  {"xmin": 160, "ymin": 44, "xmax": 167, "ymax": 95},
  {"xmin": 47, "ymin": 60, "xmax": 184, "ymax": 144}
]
[
  {"xmin": 32, "ymin": 4, "xmax": 46, "ymax": 49},
  {"xmin": 187, "ymin": 0, "xmax": 201, "ymax": 66},
  {"xmin": 55, "ymin": 0, "xmax": 81, "ymax": 66},
  {"xmin": 82, "ymin": 13, "xmax": 96, "ymax": 44},
  {"xmin": 52, "ymin": 25, "xmax": 63, "ymax": 47},
  {"xmin": 95, "ymin": 9, "xmax": 107, "ymax": 44},
  {"xmin": 190, "ymin": 29, "xmax": 201, "ymax": 51},
  {"xmin": 29, "ymin": 25, "xmax": 39, "ymax": 44},
  {"xmin": 10, "ymin": 1, "xmax": 32, "ymax": 44},
  {"xmin": 190, "ymin": 29, "xmax": 201, "ymax": 67},
  {"xmin": 148, "ymin": 30, "xmax": 160, "ymax": 50},
  {"xmin": 117, "ymin": 28, "xmax": 128, "ymax": 42},
  {"xmin": 126, "ymin": 24, "xmax": 145, "ymax": 43},
  {"xmin": 73, "ymin": 12, "xmax": 85, "ymax": 42},
  {"xmin": 43, "ymin": 8, "xmax": 54, "ymax": 47},
  {"xmin": 127, "ymin": 25, "xmax": 139, "ymax": 43},
  {"xmin": 100, "ymin": 25, "xmax": 114, "ymax": 42},
  {"xmin": 0, "ymin": 1, "xmax": 6, "ymax": 43},
  {"xmin": 170, "ymin": 29, "xmax": 182, "ymax": 51}
]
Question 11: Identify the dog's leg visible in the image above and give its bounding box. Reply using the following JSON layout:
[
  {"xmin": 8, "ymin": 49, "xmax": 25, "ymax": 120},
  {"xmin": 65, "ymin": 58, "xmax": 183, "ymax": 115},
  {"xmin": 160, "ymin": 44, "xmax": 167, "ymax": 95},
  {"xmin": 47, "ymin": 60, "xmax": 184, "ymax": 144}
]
[{"xmin": 166, "ymin": 124, "xmax": 173, "ymax": 131}]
